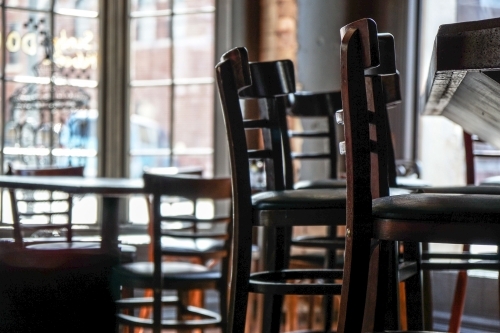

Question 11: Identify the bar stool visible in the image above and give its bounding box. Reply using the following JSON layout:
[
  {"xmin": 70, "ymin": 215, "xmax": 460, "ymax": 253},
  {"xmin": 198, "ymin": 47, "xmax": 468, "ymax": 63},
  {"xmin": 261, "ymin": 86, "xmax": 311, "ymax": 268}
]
[
  {"xmin": 216, "ymin": 48, "xmax": 348, "ymax": 333},
  {"xmin": 337, "ymin": 17, "xmax": 500, "ymax": 332},
  {"xmin": 114, "ymin": 173, "xmax": 231, "ymax": 333}
]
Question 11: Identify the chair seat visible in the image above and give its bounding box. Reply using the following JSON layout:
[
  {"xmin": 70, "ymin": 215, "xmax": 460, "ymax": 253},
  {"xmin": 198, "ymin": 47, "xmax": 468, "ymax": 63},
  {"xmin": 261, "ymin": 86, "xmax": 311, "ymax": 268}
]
[
  {"xmin": 481, "ymin": 175, "xmax": 500, "ymax": 185},
  {"xmin": 252, "ymin": 188, "xmax": 346, "ymax": 210},
  {"xmin": 420, "ymin": 185, "xmax": 500, "ymax": 194},
  {"xmin": 294, "ymin": 179, "xmax": 347, "ymax": 190},
  {"xmin": 26, "ymin": 242, "xmax": 137, "ymax": 263},
  {"xmin": 396, "ymin": 176, "xmax": 432, "ymax": 188},
  {"xmin": 27, "ymin": 241, "xmax": 136, "ymax": 251},
  {"xmin": 374, "ymin": 193, "xmax": 500, "ymax": 221},
  {"xmin": 372, "ymin": 193, "xmax": 500, "ymax": 244},
  {"xmin": 253, "ymin": 187, "xmax": 415, "ymax": 210},
  {"xmin": 115, "ymin": 261, "xmax": 221, "ymax": 289},
  {"xmin": 161, "ymin": 237, "xmax": 225, "ymax": 255},
  {"xmin": 26, "ymin": 241, "xmax": 102, "ymax": 250},
  {"xmin": 293, "ymin": 177, "xmax": 429, "ymax": 191}
]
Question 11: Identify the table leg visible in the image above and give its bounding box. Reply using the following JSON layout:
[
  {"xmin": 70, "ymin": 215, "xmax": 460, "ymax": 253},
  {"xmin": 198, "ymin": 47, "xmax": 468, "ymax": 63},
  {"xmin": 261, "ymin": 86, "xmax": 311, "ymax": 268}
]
[{"xmin": 101, "ymin": 196, "xmax": 120, "ymax": 256}]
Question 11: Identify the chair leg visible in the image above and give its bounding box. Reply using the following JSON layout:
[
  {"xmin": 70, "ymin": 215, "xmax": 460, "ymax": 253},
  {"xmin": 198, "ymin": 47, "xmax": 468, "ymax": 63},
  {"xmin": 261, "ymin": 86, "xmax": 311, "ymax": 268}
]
[
  {"xmin": 321, "ymin": 226, "xmax": 336, "ymax": 333},
  {"xmin": 421, "ymin": 243, "xmax": 434, "ymax": 330},
  {"xmin": 373, "ymin": 240, "xmax": 400, "ymax": 331},
  {"xmin": 447, "ymin": 244, "xmax": 470, "ymax": 333},
  {"xmin": 404, "ymin": 241, "xmax": 424, "ymax": 330},
  {"xmin": 399, "ymin": 282, "xmax": 407, "ymax": 330},
  {"xmin": 120, "ymin": 287, "xmax": 135, "ymax": 333},
  {"xmin": 261, "ymin": 226, "xmax": 291, "ymax": 333},
  {"xmin": 285, "ymin": 295, "xmax": 298, "ymax": 331},
  {"xmin": 338, "ymin": 236, "xmax": 373, "ymax": 333}
]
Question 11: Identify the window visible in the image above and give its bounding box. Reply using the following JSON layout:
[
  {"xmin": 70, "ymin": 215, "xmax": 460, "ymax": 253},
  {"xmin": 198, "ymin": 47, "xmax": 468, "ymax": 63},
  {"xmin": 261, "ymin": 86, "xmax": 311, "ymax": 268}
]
[
  {"xmin": 0, "ymin": 0, "xmax": 226, "ymax": 227},
  {"xmin": 128, "ymin": 0, "xmax": 216, "ymax": 179}
]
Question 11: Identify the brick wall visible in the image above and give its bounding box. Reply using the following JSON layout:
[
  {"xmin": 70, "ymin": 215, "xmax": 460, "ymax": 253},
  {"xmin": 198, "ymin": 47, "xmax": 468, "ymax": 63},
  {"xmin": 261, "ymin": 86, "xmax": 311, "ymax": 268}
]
[{"xmin": 260, "ymin": 0, "xmax": 297, "ymax": 64}]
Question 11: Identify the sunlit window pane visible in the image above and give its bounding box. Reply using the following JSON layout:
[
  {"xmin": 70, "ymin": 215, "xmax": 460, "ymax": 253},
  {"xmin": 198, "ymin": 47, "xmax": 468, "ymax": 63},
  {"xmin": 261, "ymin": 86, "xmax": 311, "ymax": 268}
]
[
  {"xmin": 173, "ymin": 0, "xmax": 214, "ymax": 10},
  {"xmin": 131, "ymin": 0, "xmax": 171, "ymax": 13},
  {"xmin": 173, "ymin": 12, "xmax": 214, "ymax": 79},
  {"xmin": 5, "ymin": 0, "xmax": 51, "ymax": 10},
  {"xmin": 130, "ymin": 16, "xmax": 172, "ymax": 81},
  {"xmin": 53, "ymin": 14, "xmax": 99, "ymax": 81},
  {"xmin": 173, "ymin": 84, "xmax": 213, "ymax": 153},
  {"xmin": 55, "ymin": 0, "xmax": 99, "ymax": 12}
]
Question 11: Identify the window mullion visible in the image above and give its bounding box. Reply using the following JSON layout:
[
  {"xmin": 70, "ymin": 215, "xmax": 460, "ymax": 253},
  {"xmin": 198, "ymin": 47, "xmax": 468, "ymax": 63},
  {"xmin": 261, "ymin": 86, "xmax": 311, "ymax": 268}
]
[{"xmin": 99, "ymin": 0, "xmax": 129, "ymax": 177}]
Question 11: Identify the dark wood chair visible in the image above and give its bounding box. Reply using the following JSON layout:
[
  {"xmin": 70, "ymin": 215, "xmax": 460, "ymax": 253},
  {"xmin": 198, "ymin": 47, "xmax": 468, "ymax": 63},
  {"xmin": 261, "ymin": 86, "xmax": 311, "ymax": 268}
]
[
  {"xmin": 6, "ymin": 163, "xmax": 137, "ymax": 263},
  {"xmin": 114, "ymin": 172, "xmax": 231, "ymax": 333},
  {"xmin": 337, "ymin": 17, "xmax": 500, "ymax": 332},
  {"xmin": 216, "ymin": 47, "xmax": 350, "ymax": 333},
  {"xmin": 7, "ymin": 163, "xmax": 86, "ymax": 244},
  {"xmin": 282, "ymin": 34, "xmax": 423, "ymax": 332}
]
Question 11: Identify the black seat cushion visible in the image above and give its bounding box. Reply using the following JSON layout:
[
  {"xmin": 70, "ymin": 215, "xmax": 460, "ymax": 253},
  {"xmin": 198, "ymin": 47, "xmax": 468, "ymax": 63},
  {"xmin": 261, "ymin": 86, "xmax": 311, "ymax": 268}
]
[
  {"xmin": 293, "ymin": 177, "xmax": 430, "ymax": 190},
  {"xmin": 294, "ymin": 179, "xmax": 347, "ymax": 190},
  {"xmin": 372, "ymin": 193, "xmax": 500, "ymax": 244},
  {"xmin": 161, "ymin": 237, "xmax": 227, "ymax": 261},
  {"xmin": 373, "ymin": 193, "xmax": 500, "ymax": 223},
  {"xmin": 252, "ymin": 188, "xmax": 346, "ymax": 210},
  {"xmin": 26, "ymin": 242, "xmax": 137, "ymax": 263},
  {"xmin": 161, "ymin": 237, "xmax": 225, "ymax": 255},
  {"xmin": 481, "ymin": 175, "xmax": 500, "ymax": 185},
  {"xmin": 396, "ymin": 176, "xmax": 432, "ymax": 188},
  {"xmin": 115, "ymin": 261, "xmax": 221, "ymax": 290},
  {"xmin": 422, "ymin": 185, "xmax": 500, "ymax": 195}
]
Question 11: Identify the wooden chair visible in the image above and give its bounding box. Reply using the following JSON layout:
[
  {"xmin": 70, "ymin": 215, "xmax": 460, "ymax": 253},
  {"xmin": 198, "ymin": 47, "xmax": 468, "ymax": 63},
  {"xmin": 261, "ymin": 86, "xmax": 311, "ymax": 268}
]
[
  {"xmin": 6, "ymin": 163, "xmax": 137, "ymax": 263},
  {"xmin": 7, "ymin": 163, "xmax": 86, "ymax": 245},
  {"xmin": 216, "ymin": 48, "xmax": 350, "ymax": 333},
  {"xmin": 337, "ymin": 17, "xmax": 500, "ymax": 332},
  {"xmin": 114, "ymin": 172, "xmax": 231, "ymax": 333},
  {"xmin": 281, "ymin": 34, "xmax": 424, "ymax": 332}
]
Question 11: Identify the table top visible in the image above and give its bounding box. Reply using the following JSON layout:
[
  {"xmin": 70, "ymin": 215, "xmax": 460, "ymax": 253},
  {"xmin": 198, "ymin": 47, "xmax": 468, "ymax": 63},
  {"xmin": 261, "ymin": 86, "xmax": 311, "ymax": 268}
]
[
  {"xmin": 0, "ymin": 166, "xmax": 204, "ymax": 195},
  {"xmin": 423, "ymin": 17, "xmax": 500, "ymax": 147},
  {"xmin": 0, "ymin": 175, "xmax": 145, "ymax": 195}
]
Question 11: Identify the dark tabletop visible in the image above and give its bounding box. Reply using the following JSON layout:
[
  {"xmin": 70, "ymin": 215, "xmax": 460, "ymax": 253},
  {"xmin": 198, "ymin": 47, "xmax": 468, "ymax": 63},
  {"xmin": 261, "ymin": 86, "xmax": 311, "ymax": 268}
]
[
  {"xmin": 423, "ymin": 17, "xmax": 500, "ymax": 147},
  {"xmin": 0, "ymin": 175, "xmax": 145, "ymax": 195}
]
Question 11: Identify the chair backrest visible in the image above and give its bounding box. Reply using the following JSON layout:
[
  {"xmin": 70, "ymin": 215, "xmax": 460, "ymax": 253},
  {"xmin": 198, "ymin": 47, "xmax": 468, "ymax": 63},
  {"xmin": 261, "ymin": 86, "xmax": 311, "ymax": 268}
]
[
  {"xmin": 238, "ymin": 57, "xmax": 296, "ymax": 192},
  {"xmin": 336, "ymin": 18, "xmax": 392, "ymax": 332},
  {"xmin": 143, "ymin": 172, "xmax": 232, "ymax": 251},
  {"xmin": 284, "ymin": 91, "xmax": 343, "ymax": 186},
  {"xmin": 217, "ymin": 47, "xmax": 295, "ymax": 194},
  {"xmin": 142, "ymin": 172, "xmax": 232, "ymax": 323},
  {"xmin": 6, "ymin": 163, "xmax": 85, "ymax": 246}
]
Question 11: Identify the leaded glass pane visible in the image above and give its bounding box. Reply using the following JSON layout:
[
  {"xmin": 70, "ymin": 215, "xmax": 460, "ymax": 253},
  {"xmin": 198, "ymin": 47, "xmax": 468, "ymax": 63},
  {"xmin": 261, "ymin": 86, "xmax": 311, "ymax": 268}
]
[
  {"xmin": 54, "ymin": 14, "xmax": 99, "ymax": 81},
  {"xmin": 5, "ymin": 0, "xmax": 51, "ymax": 10},
  {"xmin": 4, "ymin": 10, "xmax": 51, "ymax": 78}
]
